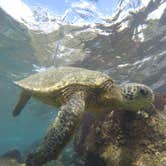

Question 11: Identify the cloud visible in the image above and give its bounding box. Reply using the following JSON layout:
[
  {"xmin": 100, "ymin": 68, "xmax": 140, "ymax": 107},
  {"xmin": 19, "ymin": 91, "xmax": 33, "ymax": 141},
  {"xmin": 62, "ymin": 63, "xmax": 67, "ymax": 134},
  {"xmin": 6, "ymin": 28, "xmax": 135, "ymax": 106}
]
[
  {"xmin": 71, "ymin": 0, "xmax": 96, "ymax": 12},
  {"xmin": 0, "ymin": 0, "xmax": 34, "ymax": 23},
  {"xmin": 140, "ymin": 0, "xmax": 151, "ymax": 6}
]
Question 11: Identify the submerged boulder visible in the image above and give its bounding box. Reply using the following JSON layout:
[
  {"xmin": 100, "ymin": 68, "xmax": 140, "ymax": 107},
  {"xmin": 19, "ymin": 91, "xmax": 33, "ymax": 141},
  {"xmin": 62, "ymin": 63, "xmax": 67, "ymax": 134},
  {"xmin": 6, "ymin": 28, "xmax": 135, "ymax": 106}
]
[
  {"xmin": 74, "ymin": 93, "xmax": 166, "ymax": 166},
  {"xmin": 0, "ymin": 149, "xmax": 24, "ymax": 166}
]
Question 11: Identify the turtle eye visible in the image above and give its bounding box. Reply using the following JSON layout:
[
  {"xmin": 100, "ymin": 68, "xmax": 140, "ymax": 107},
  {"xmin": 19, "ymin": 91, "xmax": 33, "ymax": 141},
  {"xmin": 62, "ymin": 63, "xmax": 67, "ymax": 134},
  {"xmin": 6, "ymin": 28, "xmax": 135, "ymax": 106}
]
[{"xmin": 140, "ymin": 88, "xmax": 148, "ymax": 96}]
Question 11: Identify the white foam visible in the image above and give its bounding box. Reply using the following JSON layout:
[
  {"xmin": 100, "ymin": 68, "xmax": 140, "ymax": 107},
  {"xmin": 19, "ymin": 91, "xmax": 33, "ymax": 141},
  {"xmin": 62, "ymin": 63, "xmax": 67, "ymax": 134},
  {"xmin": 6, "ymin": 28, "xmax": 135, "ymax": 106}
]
[{"xmin": 118, "ymin": 63, "xmax": 130, "ymax": 68}]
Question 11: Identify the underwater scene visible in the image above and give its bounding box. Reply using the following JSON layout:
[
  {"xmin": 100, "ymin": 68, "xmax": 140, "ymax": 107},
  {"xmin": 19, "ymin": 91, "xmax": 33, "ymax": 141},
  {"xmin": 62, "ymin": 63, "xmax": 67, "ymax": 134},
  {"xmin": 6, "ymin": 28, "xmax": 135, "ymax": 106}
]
[{"xmin": 0, "ymin": 0, "xmax": 166, "ymax": 165}]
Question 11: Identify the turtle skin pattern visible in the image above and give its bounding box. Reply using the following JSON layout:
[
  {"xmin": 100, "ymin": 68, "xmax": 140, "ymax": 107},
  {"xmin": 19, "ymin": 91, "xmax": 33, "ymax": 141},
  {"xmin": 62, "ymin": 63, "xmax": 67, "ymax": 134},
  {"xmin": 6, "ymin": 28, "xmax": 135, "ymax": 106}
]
[{"xmin": 26, "ymin": 92, "xmax": 85, "ymax": 166}]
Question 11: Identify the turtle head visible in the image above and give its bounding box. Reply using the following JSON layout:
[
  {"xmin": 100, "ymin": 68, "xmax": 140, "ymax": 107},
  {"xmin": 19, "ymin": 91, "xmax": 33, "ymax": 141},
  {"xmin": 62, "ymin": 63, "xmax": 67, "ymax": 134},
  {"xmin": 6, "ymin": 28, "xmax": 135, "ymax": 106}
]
[
  {"xmin": 120, "ymin": 83, "xmax": 154, "ymax": 111},
  {"xmin": 99, "ymin": 81, "xmax": 154, "ymax": 112}
]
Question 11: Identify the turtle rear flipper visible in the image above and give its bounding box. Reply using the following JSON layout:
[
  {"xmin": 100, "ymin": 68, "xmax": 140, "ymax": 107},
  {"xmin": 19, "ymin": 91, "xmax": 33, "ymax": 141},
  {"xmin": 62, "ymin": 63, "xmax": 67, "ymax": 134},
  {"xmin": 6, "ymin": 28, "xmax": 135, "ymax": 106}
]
[
  {"xmin": 25, "ymin": 91, "xmax": 85, "ymax": 166},
  {"xmin": 12, "ymin": 91, "xmax": 31, "ymax": 117}
]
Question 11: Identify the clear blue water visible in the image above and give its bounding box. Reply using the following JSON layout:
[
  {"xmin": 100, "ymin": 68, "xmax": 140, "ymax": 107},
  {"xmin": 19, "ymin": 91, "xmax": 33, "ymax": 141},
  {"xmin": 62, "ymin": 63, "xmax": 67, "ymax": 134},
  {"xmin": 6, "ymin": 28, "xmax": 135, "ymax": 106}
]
[{"xmin": 0, "ymin": 54, "xmax": 57, "ymax": 154}]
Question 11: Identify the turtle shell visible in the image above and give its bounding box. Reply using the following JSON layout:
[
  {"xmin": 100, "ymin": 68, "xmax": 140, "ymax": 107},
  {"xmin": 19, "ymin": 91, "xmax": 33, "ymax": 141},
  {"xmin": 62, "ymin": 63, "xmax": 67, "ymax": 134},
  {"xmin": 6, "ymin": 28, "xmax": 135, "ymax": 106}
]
[{"xmin": 15, "ymin": 67, "xmax": 112, "ymax": 94}]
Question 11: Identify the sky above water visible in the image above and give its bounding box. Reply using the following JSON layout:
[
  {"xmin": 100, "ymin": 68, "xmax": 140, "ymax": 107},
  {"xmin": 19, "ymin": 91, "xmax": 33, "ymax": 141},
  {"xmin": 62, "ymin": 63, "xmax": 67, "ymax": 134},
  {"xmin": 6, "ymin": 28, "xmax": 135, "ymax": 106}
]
[{"xmin": 23, "ymin": 0, "xmax": 119, "ymax": 15}]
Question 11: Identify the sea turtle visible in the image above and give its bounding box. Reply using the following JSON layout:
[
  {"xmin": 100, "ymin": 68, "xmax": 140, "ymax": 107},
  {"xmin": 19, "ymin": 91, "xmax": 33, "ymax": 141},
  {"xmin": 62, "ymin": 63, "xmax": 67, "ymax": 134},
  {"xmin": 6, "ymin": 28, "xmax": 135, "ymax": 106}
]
[{"xmin": 12, "ymin": 66, "xmax": 154, "ymax": 166}]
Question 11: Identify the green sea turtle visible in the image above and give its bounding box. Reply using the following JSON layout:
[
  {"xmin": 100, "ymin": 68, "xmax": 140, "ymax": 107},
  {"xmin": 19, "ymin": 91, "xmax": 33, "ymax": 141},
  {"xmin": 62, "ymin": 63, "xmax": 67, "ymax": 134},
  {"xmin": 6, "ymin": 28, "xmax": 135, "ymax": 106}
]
[{"xmin": 12, "ymin": 66, "xmax": 154, "ymax": 166}]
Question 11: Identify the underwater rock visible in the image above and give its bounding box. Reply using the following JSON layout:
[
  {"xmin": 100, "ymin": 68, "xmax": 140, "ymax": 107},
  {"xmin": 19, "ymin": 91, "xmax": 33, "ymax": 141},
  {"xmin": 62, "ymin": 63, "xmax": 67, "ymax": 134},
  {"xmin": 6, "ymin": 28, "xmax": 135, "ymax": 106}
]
[
  {"xmin": 0, "ymin": 149, "xmax": 22, "ymax": 162},
  {"xmin": 74, "ymin": 93, "xmax": 166, "ymax": 166},
  {"xmin": 154, "ymin": 93, "xmax": 166, "ymax": 111},
  {"xmin": 0, "ymin": 149, "xmax": 24, "ymax": 166},
  {"xmin": 0, "ymin": 158, "xmax": 22, "ymax": 166}
]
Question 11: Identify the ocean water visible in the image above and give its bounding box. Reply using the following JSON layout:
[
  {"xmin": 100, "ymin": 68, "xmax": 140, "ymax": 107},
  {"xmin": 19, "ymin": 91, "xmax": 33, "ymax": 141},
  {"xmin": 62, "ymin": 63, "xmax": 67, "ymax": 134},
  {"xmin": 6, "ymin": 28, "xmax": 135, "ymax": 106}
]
[
  {"xmin": 0, "ymin": 0, "xmax": 166, "ymax": 165},
  {"xmin": 0, "ymin": 53, "xmax": 57, "ymax": 153}
]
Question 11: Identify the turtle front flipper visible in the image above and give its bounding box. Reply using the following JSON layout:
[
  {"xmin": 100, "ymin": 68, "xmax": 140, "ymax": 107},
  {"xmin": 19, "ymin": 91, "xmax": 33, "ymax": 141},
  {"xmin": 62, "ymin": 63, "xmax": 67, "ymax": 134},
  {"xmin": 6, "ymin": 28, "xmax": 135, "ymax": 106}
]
[
  {"xmin": 25, "ymin": 91, "xmax": 86, "ymax": 166},
  {"xmin": 12, "ymin": 91, "xmax": 31, "ymax": 117}
]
